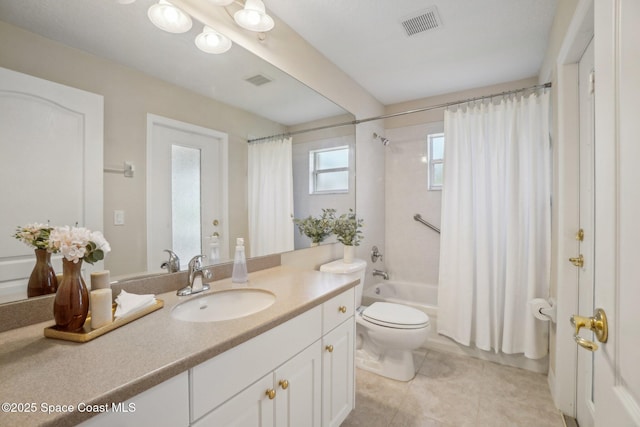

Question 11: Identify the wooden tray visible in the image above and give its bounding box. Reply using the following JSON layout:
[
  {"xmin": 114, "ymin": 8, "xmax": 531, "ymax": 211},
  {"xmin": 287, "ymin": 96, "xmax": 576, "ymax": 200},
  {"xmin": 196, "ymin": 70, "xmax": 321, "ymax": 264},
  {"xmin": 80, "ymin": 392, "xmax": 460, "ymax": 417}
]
[{"xmin": 44, "ymin": 299, "xmax": 164, "ymax": 343}]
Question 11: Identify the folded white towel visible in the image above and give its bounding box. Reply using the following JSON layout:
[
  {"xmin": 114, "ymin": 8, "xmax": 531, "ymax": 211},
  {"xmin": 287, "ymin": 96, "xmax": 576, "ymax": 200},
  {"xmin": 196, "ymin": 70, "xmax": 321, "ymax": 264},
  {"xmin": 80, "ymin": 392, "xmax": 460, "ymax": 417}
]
[{"xmin": 114, "ymin": 290, "xmax": 156, "ymax": 319}]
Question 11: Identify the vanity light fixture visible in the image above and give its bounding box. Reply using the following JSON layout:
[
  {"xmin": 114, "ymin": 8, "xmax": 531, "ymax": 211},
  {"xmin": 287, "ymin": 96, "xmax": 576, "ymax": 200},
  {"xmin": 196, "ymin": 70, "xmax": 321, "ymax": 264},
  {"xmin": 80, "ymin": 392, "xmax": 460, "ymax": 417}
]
[
  {"xmin": 148, "ymin": 0, "xmax": 193, "ymax": 34},
  {"xmin": 234, "ymin": 0, "xmax": 274, "ymax": 32},
  {"xmin": 208, "ymin": 0, "xmax": 235, "ymax": 5},
  {"xmin": 195, "ymin": 26, "xmax": 232, "ymax": 54}
]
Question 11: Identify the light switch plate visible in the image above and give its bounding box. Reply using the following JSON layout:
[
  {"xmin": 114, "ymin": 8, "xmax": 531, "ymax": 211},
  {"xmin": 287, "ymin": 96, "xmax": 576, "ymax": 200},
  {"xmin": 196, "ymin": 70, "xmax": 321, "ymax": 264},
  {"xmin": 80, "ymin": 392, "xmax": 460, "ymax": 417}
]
[{"xmin": 114, "ymin": 210, "xmax": 125, "ymax": 226}]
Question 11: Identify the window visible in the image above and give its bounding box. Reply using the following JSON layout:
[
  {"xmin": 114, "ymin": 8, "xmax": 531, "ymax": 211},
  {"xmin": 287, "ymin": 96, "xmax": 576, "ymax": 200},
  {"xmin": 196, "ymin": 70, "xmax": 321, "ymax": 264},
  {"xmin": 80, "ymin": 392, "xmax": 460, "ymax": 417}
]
[
  {"xmin": 309, "ymin": 146, "xmax": 349, "ymax": 194},
  {"xmin": 427, "ymin": 133, "xmax": 444, "ymax": 190}
]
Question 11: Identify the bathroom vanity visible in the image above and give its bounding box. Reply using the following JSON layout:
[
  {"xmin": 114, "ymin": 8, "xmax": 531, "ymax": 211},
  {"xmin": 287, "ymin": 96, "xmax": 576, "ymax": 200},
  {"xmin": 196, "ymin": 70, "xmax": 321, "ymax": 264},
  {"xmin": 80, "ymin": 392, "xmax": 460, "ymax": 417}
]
[{"xmin": 0, "ymin": 266, "xmax": 356, "ymax": 427}]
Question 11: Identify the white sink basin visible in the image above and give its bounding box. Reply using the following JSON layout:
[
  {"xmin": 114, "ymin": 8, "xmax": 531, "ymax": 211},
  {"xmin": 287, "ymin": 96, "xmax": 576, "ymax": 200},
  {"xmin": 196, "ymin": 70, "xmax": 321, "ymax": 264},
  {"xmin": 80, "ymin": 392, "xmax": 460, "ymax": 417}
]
[{"xmin": 171, "ymin": 289, "xmax": 276, "ymax": 322}]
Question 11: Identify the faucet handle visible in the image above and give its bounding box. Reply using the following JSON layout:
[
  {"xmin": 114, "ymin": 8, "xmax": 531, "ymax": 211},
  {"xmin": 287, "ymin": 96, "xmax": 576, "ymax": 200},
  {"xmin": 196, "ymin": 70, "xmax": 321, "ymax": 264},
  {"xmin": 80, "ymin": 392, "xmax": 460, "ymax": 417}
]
[
  {"xmin": 161, "ymin": 249, "xmax": 180, "ymax": 272},
  {"xmin": 188, "ymin": 254, "xmax": 207, "ymax": 270},
  {"xmin": 371, "ymin": 246, "xmax": 383, "ymax": 263}
]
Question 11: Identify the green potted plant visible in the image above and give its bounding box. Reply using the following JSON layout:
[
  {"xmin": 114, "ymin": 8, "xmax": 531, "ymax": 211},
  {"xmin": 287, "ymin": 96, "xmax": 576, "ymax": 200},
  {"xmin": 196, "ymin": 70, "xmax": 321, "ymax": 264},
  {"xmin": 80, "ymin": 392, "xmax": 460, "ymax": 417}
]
[
  {"xmin": 293, "ymin": 208, "xmax": 336, "ymax": 246},
  {"xmin": 332, "ymin": 209, "xmax": 364, "ymax": 263}
]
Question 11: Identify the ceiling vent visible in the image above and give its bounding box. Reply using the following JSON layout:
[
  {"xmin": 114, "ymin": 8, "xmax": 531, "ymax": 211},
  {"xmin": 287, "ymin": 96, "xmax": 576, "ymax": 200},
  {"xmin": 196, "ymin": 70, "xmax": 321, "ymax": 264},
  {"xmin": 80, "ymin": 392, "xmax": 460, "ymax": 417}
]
[
  {"xmin": 401, "ymin": 7, "xmax": 442, "ymax": 37},
  {"xmin": 245, "ymin": 74, "xmax": 272, "ymax": 86}
]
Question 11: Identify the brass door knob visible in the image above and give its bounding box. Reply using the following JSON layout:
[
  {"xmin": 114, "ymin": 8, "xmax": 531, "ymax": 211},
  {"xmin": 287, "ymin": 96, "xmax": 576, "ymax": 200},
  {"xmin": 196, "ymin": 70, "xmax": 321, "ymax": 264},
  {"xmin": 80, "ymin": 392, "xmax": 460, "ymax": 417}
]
[
  {"xmin": 265, "ymin": 389, "xmax": 276, "ymax": 399},
  {"xmin": 570, "ymin": 308, "xmax": 608, "ymax": 352},
  {"xmin": 325, "ymin": 344, "xmax": 334, "ymax": 353},
  {"xmin": 569, "ymin": 254, "xmax": 584, "ymax": 267},
  {"xmin": 279, "ymin": 380, "xmax": 289, "ymax": 390},
  {"xmin": 338, "ymin": 306, "xmax": 347, "ymax": 313}
]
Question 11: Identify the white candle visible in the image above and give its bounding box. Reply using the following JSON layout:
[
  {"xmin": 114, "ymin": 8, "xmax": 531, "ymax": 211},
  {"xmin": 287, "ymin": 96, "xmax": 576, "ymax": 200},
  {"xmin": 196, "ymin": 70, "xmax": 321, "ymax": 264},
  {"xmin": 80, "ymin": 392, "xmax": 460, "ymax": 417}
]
[
  {"xmin": 90, "ymin": 270, "xmax": 111, "ymax": 290},
  {"xmin": 90, "ymin": 289, "xmax": 113, "ymax": 329}
]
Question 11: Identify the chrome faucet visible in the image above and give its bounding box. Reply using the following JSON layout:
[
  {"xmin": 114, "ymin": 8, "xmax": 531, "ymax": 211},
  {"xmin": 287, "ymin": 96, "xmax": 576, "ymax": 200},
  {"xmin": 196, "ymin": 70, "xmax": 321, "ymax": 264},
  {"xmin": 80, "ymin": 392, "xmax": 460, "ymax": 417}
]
[
  {"xmin": 372, "ymin": 269, "xmax": 389, "ymax": 280},
  {"xmin": 160, "ymin": 249, "xmax": 180, "ymax": 273},
  {"xmin": 177, "ymin": 255, "xmax": 212, "ymax": 296}
]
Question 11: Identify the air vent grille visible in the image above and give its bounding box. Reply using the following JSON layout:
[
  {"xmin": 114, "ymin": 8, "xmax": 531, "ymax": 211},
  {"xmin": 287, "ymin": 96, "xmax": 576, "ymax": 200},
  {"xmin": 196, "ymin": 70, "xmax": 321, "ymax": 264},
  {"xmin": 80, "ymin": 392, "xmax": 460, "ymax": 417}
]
[
  {"xmin": 245, "ymin": 74, "xmax": 272, "ymax": 86},
  {"xmin": 401, "ymin": 7, "xmax": 442, "ymax": 36}
]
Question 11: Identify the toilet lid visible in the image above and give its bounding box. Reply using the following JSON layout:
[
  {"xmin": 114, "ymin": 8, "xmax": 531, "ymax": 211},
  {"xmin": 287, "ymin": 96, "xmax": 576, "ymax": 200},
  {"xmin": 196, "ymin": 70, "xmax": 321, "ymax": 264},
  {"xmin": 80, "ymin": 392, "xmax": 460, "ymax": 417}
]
[{"xmin": 362, "ymin": 302, "xmax": 430, "ymax": 329}]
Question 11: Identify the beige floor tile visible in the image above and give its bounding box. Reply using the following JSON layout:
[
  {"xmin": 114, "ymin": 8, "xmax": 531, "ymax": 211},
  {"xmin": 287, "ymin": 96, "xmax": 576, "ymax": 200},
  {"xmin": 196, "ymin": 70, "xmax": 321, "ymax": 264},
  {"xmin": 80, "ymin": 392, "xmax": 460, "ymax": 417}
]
[{"xmin": 344, "ymin": 349, "xmax": 563, "ymax": 427}]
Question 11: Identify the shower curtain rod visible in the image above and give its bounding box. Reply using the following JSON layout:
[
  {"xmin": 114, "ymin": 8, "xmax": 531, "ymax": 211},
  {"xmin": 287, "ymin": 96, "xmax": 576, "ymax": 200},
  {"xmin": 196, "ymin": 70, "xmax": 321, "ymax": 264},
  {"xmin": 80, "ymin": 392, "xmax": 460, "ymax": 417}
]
[{"xmin": 247, "ymin": 82, "xmax": 551, "ymax": 144}]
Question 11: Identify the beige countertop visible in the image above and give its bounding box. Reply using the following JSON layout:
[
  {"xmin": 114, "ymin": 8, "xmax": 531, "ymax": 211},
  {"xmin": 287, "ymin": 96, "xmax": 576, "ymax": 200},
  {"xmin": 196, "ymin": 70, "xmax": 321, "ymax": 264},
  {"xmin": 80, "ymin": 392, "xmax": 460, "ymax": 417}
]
[{"xmin": 0, "ymin": 266, "xmax": 357, "ymax": 427}]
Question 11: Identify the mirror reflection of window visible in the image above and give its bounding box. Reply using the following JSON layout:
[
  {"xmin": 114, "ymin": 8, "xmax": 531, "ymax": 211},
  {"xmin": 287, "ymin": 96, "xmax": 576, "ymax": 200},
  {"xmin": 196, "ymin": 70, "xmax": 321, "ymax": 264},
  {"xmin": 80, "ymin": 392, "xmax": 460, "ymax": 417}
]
[
  {"xmin": 309, "ymin": 146, "xmax": 350, "ymax": 194},
  {"xmin": 427, "ymin": 133, "xmax": 444, "ymax": 191},
  {"xmin": 171, "ymin": 145, "xmax": 202, "ymax": 264}
]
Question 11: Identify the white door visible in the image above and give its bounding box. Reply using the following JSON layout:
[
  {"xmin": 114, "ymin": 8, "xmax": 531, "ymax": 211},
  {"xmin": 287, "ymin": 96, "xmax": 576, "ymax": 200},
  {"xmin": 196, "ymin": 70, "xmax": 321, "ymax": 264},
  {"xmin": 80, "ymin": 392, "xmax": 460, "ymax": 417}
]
[
  {"xmin": 590, "ymin": 0, "xmax": 640, "ymax": 424},
  {"xmin": 575, "ymin": 38, "xmax": 596, "ymax": 427},
  {"xmin": 0, "ymin": 67, "xmax": 103, "ymax": 303},
  {"xmin": 146, "ymin": 115, "xmax": 228, "ymax": 272}
]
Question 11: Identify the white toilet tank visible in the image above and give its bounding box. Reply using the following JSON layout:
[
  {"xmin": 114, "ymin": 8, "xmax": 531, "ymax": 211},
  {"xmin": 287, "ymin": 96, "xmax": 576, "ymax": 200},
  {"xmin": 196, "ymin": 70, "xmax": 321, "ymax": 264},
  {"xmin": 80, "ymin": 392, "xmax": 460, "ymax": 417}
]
[{"xmin": 319, "ymin": 259, "xmax": 367, "ymax": 305}]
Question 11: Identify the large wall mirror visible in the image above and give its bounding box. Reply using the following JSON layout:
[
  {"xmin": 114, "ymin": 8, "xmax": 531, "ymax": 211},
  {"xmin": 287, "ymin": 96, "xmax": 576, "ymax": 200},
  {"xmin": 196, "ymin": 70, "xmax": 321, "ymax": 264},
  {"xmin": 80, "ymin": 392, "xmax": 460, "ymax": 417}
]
[{"xmin": 0, "ymin": 0, "xmax": 355, "ymax": 304}]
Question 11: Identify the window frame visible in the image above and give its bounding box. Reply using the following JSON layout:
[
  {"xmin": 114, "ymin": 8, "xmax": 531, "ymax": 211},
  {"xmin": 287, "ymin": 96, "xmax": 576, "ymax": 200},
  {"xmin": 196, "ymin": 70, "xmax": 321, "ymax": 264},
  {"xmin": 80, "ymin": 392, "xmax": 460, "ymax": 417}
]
[
  {"xmin": 427, "ymin": 132, "xmax": 444, "ymax": 191},
  {"xmin": 309, "ymin": 145, "xmax": 350, "ymax": 195}
]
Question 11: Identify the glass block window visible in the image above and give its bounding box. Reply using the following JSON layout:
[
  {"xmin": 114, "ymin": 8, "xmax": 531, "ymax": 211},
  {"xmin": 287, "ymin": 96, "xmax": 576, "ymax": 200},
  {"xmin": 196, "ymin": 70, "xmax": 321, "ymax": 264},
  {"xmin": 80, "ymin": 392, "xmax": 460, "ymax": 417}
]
[
  {"xmin": 428, "ymin": 133, "xmax": 444, "ymax": 190},
  {"xmin": 309, "ymin": 146, "xmax": 349, "ymax": 194}
]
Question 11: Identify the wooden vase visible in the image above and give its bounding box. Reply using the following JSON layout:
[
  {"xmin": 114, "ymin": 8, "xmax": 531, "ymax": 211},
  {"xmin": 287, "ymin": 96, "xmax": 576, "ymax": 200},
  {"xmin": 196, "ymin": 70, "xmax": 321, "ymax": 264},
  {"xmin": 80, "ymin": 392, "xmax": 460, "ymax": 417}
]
[
  {"xmin": 53, "ymin": 258, "xmax": 89, "ymax": 331},
  {"xmin": 27, "ymin": 249, "xmax": 58, "ymax": 298}
]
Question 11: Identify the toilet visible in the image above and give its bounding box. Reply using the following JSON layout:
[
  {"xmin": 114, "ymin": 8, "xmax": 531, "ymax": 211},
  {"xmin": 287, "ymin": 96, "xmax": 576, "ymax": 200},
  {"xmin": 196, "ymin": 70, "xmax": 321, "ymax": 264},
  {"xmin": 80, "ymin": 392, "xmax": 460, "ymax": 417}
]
[{"xmin": 320, "ymin": 259, "xmax": 430, "ymax": 381}]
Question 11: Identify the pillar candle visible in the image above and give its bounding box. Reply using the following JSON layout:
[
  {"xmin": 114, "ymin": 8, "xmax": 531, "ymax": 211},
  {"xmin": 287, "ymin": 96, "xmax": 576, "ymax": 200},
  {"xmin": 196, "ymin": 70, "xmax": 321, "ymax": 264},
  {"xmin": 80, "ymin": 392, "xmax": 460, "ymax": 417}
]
[
  {"xmin": 90, "ymin": 270, "xmax": 111, "ymax": 290},
  {"xmin": 90, "ymin": 288, "xmax": 113, "ymax": 329}
]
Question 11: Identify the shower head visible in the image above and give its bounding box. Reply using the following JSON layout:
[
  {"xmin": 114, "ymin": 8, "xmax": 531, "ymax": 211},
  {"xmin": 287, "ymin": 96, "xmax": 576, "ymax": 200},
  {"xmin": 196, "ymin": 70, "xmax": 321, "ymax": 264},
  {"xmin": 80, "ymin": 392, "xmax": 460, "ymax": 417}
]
[{"xmin": 373, "ymin": 133, "xmax": 391, "ymax": 146}]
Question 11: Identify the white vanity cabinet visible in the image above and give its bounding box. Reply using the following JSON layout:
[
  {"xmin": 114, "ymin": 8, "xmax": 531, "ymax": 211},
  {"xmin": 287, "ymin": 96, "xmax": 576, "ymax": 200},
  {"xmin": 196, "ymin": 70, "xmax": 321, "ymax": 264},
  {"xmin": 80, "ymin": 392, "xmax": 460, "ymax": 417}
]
[
  {"xmin": 194, "ymin": 342, "xmax": 322, "ymax": 427},
  {"xmin": 192, "ymin": 287, "xmax": 355, "ymax": 427}
]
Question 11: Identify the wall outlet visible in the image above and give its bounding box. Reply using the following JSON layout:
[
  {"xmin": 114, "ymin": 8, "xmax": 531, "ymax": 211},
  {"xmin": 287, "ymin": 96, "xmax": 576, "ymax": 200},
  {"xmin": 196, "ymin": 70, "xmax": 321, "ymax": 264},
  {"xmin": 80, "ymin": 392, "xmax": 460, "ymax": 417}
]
[{"xmin": 114, "ymin": 210, "xmax": 125, "ymax": 226}]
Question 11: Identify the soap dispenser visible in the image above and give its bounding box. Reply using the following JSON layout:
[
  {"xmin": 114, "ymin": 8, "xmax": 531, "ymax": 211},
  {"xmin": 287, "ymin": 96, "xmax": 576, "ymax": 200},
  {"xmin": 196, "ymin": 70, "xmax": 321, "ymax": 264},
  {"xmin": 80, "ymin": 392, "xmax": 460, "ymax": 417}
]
[{"xmin": 232, "ymin": 238, "xmax": 248, "ymax": 283}]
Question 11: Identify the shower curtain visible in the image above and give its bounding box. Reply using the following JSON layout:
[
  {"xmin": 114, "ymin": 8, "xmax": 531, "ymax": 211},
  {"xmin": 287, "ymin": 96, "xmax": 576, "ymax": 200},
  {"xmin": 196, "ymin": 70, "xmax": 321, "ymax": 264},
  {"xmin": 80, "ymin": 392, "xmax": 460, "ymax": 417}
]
[
  {"xmin": 437, "ymin": 91, "xmax": 551, "ymax": 359},
  {"xmin": 248, "ymin": 137, "xmax": 295, "ymax": 257}
]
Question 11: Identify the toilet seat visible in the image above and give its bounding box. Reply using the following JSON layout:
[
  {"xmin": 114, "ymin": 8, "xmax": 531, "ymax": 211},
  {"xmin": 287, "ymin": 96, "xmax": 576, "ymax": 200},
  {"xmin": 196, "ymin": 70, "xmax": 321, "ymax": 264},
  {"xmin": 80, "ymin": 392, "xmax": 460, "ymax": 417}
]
[{"xmin": 361, "ymin": 302, "xmax": 430, "ymax": 330}]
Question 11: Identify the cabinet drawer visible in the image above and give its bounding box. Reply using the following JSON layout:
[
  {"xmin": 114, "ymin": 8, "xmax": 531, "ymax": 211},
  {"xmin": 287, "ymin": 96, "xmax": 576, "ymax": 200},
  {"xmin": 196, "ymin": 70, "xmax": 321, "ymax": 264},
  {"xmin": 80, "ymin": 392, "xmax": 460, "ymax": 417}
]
[{"xmin": 322, "ymin": 288, "xmax": 354, "ymax": 334}]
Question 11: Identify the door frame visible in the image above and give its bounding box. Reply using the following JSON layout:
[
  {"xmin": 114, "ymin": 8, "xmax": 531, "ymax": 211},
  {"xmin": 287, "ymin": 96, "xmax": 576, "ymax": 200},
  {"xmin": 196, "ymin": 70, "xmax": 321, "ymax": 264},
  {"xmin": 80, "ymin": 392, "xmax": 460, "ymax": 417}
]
[
  {"xmin": 546, "ymin": 0, "xmax": 595, "ymax": 417},
  {"xmin": 146, "ymin": 114, "xmax": 229, "ymax": 271}
]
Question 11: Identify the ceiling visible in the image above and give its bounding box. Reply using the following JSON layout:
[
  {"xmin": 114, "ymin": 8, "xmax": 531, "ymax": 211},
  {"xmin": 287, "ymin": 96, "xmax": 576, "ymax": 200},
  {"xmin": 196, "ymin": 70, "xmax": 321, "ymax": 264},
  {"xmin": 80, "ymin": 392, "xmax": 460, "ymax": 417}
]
[
  {"xmin": 0, "ymin": 0, "xmax": 558, "ymax": 122},
  {"xmin": 266, "ymin": 0, "xmax": 558, "ymax": 105}
]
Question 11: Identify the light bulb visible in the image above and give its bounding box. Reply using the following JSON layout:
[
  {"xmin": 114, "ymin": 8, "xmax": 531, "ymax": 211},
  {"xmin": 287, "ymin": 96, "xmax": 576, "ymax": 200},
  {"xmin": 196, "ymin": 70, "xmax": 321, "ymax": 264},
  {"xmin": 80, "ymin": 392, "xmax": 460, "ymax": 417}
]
[
  {"xmin": 148, "ymin": 0, "xmax": 192, "ymax": 34},
  {"xmin": 195, "ymin": 26, "xmax": 232, "ymax": 54},
  {"xmin": 245, "ymin": 10, "xmax": 261, "ymax": 26}
]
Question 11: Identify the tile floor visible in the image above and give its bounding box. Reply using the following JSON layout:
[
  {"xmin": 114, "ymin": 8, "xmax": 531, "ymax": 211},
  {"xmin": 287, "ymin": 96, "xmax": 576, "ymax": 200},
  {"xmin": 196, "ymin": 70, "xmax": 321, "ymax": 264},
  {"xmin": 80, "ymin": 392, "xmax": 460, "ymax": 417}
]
[{"xmin": 342, "ymin": 349, "xmax": 565, "ymax": 427}]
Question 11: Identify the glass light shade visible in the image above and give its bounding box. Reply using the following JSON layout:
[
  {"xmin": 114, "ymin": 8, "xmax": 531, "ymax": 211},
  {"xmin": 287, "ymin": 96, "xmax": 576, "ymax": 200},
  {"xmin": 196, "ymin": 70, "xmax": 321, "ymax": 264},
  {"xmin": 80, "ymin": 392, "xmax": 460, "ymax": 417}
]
[
  {"xmin": 195, "ymin": 26, "xmax": 232, "ymax": 54},
  {"xmin": 234, "ymin": 0, "xmax": 274, "ymax": 32},
  {"xmin": 148, "ymin": 0, "xmax": 193, "ymax": 34}
]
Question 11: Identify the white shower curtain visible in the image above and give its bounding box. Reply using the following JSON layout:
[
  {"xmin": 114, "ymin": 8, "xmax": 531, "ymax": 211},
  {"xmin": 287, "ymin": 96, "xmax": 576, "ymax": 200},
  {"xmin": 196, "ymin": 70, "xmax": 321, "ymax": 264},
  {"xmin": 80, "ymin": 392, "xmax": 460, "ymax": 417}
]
[
  {"xmin": 248, "ymin": 137, "xmax": 295, "ymax": 257},
  {"xmin": 438, "ymin": 91, "xmax": 551, "ymax": 359}
]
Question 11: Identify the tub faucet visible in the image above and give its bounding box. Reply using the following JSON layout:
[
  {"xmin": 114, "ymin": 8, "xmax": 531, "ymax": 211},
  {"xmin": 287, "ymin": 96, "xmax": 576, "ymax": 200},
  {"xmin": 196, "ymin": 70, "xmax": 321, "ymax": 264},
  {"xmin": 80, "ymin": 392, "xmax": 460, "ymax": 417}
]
[
  {"xmin": 372, "ymin": 269, "xmax": 389, "ymax": 280},
  {"xmin": 160, "ymin": 249, "xmax": 180, "ymax": 273},
  {"xmin": 177, "ymin": 255, "xmax": 212, "ymax": 296}
]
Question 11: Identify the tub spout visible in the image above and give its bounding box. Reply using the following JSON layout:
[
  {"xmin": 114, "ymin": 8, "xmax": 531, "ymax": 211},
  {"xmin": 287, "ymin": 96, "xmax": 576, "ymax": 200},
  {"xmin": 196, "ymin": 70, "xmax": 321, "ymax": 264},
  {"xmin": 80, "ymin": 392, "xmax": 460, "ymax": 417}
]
[{"xmin": 372, "ymin": 269, "xmax": 389, "ymax": 280}]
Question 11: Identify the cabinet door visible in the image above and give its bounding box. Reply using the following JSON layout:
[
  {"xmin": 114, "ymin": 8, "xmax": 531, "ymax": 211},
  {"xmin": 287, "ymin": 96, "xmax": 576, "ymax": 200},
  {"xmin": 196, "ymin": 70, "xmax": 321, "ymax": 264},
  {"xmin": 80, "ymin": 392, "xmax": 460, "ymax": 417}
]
[
  {"xmin": 275, "ymin": 341, "xmax": 322, "ymax": 427},
  {"xmin": 193, "ymin": 374, "xmax": 275, "ymax": 427},
  {"xmin": 322, "ymin": 319, "xmax": 355, "ymax": 427}
]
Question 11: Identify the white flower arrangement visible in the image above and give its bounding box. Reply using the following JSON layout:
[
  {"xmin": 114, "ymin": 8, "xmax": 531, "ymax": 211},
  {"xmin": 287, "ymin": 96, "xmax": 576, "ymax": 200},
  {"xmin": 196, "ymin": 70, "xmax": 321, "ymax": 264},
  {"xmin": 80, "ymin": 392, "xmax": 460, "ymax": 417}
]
[
  {"xmin": 13, "ymin": 223, "xmax": 54, "ymax": 251},
  {"xmin": 48, "ymin": 226, "xmax": 111, "ymax": 264}
]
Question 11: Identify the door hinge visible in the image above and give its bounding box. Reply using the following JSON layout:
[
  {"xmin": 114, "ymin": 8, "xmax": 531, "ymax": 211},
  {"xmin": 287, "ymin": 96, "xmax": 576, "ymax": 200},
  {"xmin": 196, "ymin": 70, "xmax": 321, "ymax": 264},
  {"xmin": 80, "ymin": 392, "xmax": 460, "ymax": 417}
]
[{"xmin": 589, "ymin": 70, "xmax": 595, "ymax": 95}]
